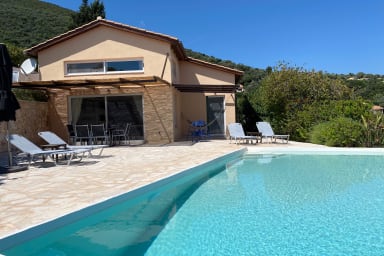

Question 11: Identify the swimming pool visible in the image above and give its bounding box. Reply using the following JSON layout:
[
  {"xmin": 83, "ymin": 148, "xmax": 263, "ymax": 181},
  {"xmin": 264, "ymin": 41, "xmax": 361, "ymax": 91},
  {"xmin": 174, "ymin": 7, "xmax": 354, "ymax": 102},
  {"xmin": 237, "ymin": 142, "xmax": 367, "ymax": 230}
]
[{"xmin": 2, "ymin": 148, "xmax": 384, "ymax": 255}]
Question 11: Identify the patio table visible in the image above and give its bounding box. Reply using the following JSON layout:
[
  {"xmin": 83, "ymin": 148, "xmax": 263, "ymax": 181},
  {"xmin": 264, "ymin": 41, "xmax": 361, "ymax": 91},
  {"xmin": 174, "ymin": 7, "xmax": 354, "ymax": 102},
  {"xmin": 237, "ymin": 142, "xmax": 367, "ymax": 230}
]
[{"xmin": 40, "ymin": 143, "xmax": 67, "ymax": 162}]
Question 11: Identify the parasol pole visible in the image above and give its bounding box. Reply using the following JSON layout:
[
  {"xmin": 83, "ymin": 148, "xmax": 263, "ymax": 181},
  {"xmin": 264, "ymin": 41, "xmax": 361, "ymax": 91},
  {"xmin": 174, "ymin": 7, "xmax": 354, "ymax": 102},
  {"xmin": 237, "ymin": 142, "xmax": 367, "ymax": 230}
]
[{"xmin": 6, "ymin": 121, "xmax": 12, "ymax": 167}]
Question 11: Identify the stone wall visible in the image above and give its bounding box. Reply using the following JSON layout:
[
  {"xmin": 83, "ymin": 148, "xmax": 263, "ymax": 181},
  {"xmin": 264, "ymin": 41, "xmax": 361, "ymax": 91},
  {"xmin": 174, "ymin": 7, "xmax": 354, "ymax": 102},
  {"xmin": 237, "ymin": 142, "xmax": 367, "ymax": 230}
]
[
  {"xmin": 0, "ymin": 100, "xmax": 48, "ymax": 152},
  {"xmin": 143, "ymin": 86, "xmax": 174, "ymax": 143}
]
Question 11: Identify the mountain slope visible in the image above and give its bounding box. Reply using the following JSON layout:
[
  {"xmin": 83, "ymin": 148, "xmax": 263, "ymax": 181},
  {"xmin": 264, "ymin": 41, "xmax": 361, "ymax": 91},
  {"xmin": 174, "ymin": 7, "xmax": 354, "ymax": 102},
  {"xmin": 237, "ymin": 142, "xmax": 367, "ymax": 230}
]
[{"xmin": 0, "ymin": 0, "xmax": 73, "ymax": 48}]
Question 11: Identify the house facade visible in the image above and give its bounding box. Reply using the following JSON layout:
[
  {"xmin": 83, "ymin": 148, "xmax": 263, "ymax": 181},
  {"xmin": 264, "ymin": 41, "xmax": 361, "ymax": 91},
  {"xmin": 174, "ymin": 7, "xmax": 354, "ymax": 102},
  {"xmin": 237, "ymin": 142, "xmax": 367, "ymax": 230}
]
[{"xmin": 19, "ymin": 18, "xmax": 243, "ymax": 144}]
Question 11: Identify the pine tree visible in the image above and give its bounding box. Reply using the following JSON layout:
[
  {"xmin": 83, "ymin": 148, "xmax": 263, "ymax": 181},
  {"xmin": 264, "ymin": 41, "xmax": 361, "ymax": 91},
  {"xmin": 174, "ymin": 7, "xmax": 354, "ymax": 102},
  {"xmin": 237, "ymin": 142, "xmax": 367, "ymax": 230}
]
[{"xmin": 69, "ymin": 0, "xmax": 105, "ymax": 30}]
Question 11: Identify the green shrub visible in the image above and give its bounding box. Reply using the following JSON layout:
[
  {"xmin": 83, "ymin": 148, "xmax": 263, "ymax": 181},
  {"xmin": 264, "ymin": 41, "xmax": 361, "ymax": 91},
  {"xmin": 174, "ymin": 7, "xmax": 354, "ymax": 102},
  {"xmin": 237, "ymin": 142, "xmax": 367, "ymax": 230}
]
[
  {"xmin": 361, "ymin": 114, "xmax": 384, "ymax": 147},
  {"xmin": 310, "ymin": 117, "xmax": 364, "ymax": 147},
  {"xmin": 13, "ymin": 88, "xmax": 48, "ymax": 102},
  {"xmin": 287, "ymin": 99, "xmax": 371, "ymax": 142}
]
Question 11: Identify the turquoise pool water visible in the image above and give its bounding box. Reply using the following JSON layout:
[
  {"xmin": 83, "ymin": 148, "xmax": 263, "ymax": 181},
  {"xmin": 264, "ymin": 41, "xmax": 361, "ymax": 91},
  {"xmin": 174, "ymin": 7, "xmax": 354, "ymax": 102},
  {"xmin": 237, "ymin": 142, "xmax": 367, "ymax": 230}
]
[
  {"xmin": 2, "ymin": 151, "xmax": 384, "ymax": 255},
  {"xmin": 146, "ymin": 154, "xmax": 384, "ymax": 255}
]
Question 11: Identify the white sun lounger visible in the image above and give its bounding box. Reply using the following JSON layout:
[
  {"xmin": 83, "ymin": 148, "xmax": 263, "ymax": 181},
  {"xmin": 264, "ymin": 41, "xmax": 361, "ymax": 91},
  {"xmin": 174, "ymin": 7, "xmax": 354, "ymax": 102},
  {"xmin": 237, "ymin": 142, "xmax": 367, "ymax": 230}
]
[
  {"xmin": 227, "ymin": 123, "xmax": 259, "ymax": 144},
  {"xmin": 38, "ymin": 131, "xmax": 108, "ymax": 156},
  {"xmin": 256, "ymin": 121, "xmax": 290, "ymax": 143},
  {"xmin": 7, "ymin": 134, "xmax": 91, "ymax": 166}
]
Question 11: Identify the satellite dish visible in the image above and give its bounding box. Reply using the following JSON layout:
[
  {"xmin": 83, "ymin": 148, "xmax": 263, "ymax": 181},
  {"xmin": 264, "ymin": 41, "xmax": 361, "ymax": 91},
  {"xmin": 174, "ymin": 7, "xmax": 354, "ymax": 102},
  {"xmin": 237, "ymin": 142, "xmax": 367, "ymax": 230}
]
[{"xmin": 20, "ymin": 58, "xmax": 37, "ymax": 75}]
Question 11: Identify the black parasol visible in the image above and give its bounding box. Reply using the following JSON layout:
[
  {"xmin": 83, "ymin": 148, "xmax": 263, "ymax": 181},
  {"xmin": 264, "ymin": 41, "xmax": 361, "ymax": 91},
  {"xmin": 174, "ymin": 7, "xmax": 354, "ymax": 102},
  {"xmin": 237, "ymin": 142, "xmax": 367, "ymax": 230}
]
[{"xmin": 0, "ymin": 43, "xmax": 24, "ymax": 171}]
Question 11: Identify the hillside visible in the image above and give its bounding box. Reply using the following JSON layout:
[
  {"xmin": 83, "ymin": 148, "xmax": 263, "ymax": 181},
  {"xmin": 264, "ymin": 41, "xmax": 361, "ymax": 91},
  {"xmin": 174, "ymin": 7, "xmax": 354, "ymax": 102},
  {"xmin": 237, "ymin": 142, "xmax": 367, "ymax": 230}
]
[
  {"xmin": 0, "ymin": 0, "xmax": 73, "ymax": 48},
  {"xmin": 2, "ymin": 1, "xmax": 384, "ymax": 106}
]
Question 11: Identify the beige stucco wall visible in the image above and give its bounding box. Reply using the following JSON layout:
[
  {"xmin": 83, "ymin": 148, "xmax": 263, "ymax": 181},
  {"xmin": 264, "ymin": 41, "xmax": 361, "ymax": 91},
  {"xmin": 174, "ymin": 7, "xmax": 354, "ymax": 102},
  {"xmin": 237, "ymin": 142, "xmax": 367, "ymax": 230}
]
[
  {"xmin": 38, "ymin": 26, "xmax": 174, "ymax": 82},
  {"xmin": 169, "ymin": 51, "xmax": 180, "ymax": 84},
  {"xmin": 179, "ymin": 61, "xmax": 235, "ymax": 85},
  {"xmin": 179, "ymin": 93, "xmax": 206, "ymax": 140},
  {"xmin": 0, "ymin": 100, "xmax": 48, "ymax": 152}
]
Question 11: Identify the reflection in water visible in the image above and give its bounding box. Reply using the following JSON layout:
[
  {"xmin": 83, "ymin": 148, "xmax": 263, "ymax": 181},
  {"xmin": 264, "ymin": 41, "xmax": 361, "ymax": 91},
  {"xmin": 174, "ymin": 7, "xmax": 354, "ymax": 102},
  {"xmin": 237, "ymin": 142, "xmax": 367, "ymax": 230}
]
[{"xmin": 251, "ymin": 155, "xmax": 384, "ymax": 205}]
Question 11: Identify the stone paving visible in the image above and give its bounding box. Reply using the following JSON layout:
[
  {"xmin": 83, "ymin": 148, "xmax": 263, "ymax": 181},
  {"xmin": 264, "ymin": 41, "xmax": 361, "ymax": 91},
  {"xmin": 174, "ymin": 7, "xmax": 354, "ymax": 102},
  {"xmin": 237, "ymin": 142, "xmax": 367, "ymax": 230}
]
[{"xmin": 0, "ymin": 140, "xmax": 321, "ymax": 238}]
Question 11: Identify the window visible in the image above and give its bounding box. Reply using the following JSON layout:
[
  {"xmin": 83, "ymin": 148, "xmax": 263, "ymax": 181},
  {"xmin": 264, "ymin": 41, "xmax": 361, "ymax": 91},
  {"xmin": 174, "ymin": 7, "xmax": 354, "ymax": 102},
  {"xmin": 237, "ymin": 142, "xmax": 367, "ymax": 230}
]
[
  {"xmin": 106, "ymin": 60, "xmax": 143, "ymax": 72},
  {"xmin": 67, "ymin": 62, "xmax": 104, "ymax": 74},
  {"xmin": 66, "ymin": 59, "xmax": 144, "ymax": 75}
]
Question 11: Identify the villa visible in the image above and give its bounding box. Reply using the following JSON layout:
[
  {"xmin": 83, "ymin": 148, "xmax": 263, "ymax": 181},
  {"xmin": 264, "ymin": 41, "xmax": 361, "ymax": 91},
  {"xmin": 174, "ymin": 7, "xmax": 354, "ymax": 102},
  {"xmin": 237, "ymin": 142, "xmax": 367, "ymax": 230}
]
[{"xmin": 15, "ymin": 17, "xmax": 243, "ymax": 144}]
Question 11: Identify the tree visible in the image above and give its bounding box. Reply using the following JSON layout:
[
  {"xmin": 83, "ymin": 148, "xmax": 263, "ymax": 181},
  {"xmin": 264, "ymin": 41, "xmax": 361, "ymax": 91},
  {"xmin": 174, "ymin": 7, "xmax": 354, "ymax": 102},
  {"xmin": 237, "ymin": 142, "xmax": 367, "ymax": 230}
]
[
  {"xmin": 69, "ymin": 0, "xmax": 105, "ymax": 29},
  {"xmin": 236, "ymin": 92, "xmax": 262, "ymax": 132},
  {"xmin": 6, "ymin": 43, "xmax": 26, "ymax": 66},
  {"xmin": 248, "ymin": 63, "xmax": 352, "ymax": 134}
]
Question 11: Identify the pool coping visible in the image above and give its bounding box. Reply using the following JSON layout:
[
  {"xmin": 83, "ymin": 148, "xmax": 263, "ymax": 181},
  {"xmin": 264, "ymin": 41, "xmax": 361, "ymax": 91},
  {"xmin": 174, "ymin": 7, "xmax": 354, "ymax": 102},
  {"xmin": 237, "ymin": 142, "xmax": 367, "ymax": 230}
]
[{"xmin": 247, "ymin": 145, "xmax": 384, "ymax": 155}]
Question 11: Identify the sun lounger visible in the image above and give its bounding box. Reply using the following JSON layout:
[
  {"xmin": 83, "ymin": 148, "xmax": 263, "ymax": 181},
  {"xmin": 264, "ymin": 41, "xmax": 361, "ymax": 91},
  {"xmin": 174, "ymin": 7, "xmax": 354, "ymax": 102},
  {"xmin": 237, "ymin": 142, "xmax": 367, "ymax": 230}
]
[
  {"xmin": 227, "ymin": 123, "xmax": 259, "ymax": 144},
  {"xmin": 7, "ymin": 134, "xmax": 91, "ymax": 166},
  {"xmin": 256, "ymin": 121, "xmax": 290, "ymax": 143},
  {"xmin": 38, "ymin": 131, "xmax": 108, "ymax": 156}
]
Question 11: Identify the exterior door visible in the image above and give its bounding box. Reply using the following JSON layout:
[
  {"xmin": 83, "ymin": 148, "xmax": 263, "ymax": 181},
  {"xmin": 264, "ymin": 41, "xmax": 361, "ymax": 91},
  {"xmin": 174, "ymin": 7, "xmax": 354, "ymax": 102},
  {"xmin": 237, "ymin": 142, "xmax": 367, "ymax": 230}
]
[{"xmin": 206, "ymin": 96, "xmax": 225, "ymax": 137}]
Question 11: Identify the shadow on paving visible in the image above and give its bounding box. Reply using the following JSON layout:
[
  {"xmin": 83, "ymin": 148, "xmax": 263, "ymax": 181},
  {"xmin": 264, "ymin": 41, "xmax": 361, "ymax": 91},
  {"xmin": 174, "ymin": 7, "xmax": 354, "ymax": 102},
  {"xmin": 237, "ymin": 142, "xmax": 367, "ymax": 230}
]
[{"xmin": 0, "ymin": 151, "xmax": 27, "ymax": 174}]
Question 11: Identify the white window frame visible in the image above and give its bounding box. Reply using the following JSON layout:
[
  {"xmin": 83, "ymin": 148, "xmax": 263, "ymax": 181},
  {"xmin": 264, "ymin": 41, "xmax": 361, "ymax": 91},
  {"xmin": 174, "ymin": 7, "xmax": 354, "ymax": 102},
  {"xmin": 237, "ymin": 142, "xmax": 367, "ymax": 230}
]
[{"xmin": 65, "ymin": 58, "xmax": 144, "ymax": 76}]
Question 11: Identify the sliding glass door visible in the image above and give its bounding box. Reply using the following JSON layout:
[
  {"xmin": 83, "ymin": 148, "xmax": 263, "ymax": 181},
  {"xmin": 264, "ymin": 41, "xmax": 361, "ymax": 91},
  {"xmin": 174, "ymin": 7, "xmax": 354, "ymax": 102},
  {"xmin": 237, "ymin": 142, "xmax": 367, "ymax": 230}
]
[
  {"xmin": 71, "ymin": 97, "xmax": 106, "ymax": 125},
  {"xmin": 106, "ymin": 95, "xmax": 143, "ymax": 139},
  {"xmin": 70, "ymin": 95, "xmax": 143, "ymax": 139}
]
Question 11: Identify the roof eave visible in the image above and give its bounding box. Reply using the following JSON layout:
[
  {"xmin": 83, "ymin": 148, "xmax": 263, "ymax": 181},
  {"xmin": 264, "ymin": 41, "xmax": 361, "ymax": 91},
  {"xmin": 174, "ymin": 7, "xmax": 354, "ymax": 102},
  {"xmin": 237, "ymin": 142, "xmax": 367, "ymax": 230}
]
[
  {"xmin": 185, "ymin": 57, "xmax": 243, "ymax": 82},
  {"xmin": 24, "ymin": 19, "xmax": 187, "ymax": 59}
]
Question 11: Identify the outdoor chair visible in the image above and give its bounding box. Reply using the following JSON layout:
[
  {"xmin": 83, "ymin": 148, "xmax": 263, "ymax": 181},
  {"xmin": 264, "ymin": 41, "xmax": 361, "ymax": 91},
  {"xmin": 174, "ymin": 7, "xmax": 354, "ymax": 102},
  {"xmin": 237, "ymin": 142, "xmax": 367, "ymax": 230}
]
[
  {"xmin": 256, "ymin": 121, "xmax": 290, "ymax": 143},
  {"xmin": 90, "ymin": 124, "xmax": 109, "ymax": 145},
  {"xmin": 227, "ymin": 123, "xmax": 259, "ymax": 144},
  {"xmin": 74, "ymin": 124, "xmax": 92, "ymax": 145},
  {"xmin": 111, "ymin": 123, "xmax": 131, "ymax": 145},
  {"xmin": 66, "ymin": 124, "xmax": 76, "ymax": 144},
  {"xmin": 38, "ymin": 131, "xmax": 108, "ymax": 156},
  {"xmin": 190, "ymin": 120, "xmax": 207, "ymax": 142},
  {"xmin": 188, "ymin": 119, "xmax": 217, "ymax": 142},
  {"xmin": 6, "ymin": 134, "xmax": 91, "ymax": 166}
]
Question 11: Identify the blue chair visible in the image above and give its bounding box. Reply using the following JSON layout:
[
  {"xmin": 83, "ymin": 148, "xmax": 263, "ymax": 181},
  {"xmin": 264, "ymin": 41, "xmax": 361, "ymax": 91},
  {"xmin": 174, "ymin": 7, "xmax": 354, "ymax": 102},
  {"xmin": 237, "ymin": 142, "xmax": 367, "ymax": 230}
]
[{"xmin": 191, "ymin": 120, "xmax": 207, "ymax": 142}]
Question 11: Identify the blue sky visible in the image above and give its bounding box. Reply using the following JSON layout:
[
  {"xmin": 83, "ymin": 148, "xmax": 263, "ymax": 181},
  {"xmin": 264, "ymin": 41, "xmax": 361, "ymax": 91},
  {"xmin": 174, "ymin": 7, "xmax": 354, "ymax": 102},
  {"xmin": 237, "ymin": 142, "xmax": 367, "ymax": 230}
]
[{"xmin": 42, "ymin": 0, "xmax": 384, "ymax": 75}]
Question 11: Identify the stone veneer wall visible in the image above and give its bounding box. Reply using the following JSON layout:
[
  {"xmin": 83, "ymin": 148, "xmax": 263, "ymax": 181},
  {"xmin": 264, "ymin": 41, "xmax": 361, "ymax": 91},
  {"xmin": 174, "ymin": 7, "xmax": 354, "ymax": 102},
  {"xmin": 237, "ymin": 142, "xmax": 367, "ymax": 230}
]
[
  {"xmin": 0, "ymin": 100, "xmax": 48, "ymax": 152},
  {"xmin": 142, "ymin": 86, "xmax": 174, "ymax": 143}
]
